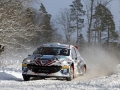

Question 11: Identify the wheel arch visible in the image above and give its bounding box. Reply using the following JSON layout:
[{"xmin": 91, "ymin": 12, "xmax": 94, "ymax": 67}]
[
  {"xmin": 71, "ymin": 63, "xmax": 74, "ymax": 70},
  {"xmin": 84, "ymin": 64, "xmax": 87, "ymax": 72}
]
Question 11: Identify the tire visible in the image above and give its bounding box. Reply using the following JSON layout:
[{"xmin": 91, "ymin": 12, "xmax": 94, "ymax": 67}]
[
  {"xmin": 81, "ymin": 65, "xmax": 86, "ymax": 75},
  {"xmin": 23, "ymin": 75, "xmax": 30, "ymax": 81},
  {"xmin": 66, "ymin": 66, "xmax": 74, "ymax": 81}
]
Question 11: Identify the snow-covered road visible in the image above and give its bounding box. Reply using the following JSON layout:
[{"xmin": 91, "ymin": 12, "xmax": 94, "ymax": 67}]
[{"xmin": 0, "ymin": 67, "xmax": 120, "ymax": 90}]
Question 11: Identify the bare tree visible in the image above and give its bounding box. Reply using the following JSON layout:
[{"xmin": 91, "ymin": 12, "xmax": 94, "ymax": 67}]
[
  {"xmin": 56, "ymin": 8, "xmax": 76, "ymax": 43},
  {"xmin": 50, "ymin": 22, "xmax": 63, "ymax": 43}
]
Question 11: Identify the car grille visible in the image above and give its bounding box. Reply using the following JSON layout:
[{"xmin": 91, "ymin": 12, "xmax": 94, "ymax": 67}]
[{"xmin": 27, "ymin": 64, "xmax": 62, "ymax": 73}]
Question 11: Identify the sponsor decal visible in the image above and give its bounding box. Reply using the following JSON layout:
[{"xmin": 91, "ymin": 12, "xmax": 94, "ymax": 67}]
[
  {"xmin": 34, "ymin": 60, "xmax": 56, "ymax": 66},
  {"xmin": 38, "ymin": 73, "xmax": 47, "ymax": 76},
  {"xmin": 62, "ymin": 66, "xmax": 69, "ymax": 69}
]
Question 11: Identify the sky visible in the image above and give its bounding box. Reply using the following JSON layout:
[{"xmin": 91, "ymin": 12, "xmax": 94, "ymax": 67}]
[
  {"xmin": 109, "ymin": 0, "xmax": 120, "ymax": 31},
  {"xmin": 40, "ymin": 0, "xmax": 72, "ymax": 17},
  {"xmin": 35, "ymin": 0, "xmax": 120, "ymax": 41},
  {"xmin": 39, "ymin": 0, "xmax": 120, "ymax": 31}
]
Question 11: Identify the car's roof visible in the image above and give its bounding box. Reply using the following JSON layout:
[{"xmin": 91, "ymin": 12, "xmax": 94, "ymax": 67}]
[{"xmin": 40, "ymin": 43, "xmax": 74, "ymax": 49}]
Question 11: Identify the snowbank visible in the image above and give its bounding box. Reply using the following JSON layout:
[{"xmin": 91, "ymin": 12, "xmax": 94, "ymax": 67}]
[{"xmin": 0, "ymin": 67, "xmax": 120, "ymax": 90}]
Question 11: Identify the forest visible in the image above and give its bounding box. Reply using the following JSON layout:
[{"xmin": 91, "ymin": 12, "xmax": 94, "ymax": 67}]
[{"xmin": 0, "ymin": 0, "xmax": 120, "ymax": 66}]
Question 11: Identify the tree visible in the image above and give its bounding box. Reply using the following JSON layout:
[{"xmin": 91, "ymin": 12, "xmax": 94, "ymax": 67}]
[
  {"xmin": 39, "ymin": 3, "xmax": 52, "ymax": 43},
  {"xmin": 0, "ymin": 0, "xmax": 42, "ymax": 66},
  {"xmin": 70, "ymin": 0, "xmax": 85, "ymax": 45},
  {"xmin": 83, "ymin": 0, "xmax": 94, "ymax": 44},
  {"xmin": 50, "ymin": 22, "xmax": 63, "ymax": 43},
  {"xmin": 78, "ymin": 34, "xmax": 85, "ymax": 51},
  {"xmin": 83, "ymin": 0, "xmax": 113, "ymax": 44},
  {"xmin": 56, "ymin": 8, "xmax": 76, "ymax": 43},
  {"xmin": 0, "ymin": 0, "xmax": 36, "ymax": 48},
  {"xmin": 93, "ymin": 4, "xmax": 118, "ymax": 45}
]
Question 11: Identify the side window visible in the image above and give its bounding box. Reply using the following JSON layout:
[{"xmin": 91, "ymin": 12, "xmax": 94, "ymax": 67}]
[
  {"xmin": 76, "ymin": 49, "xmax": 81, "ymax": 59},
  {"xmin": 75, "ymin": 48, "xmax": 81, "ymax": 58},
  {"xmin": 71, "ymin": 47, "xmax": 77, "ymax": 59}
]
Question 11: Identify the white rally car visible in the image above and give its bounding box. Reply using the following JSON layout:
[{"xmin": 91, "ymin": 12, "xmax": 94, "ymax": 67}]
[{"xmin": 22, "ymin": 43, "xmax": 86, "ymax": 81}]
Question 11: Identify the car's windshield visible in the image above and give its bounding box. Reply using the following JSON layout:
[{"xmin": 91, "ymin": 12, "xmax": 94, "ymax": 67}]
[{"xmin": 33, "ymin": 47, "xmax": 70, "ymax": 56}]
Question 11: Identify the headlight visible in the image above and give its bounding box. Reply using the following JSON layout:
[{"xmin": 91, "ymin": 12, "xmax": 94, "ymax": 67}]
[
  {"xmin": 61, "ymin": 61, "xmax": 67, "ymax": 64},
  {"xmin": 22, "ymin": 66, "xmax": 28, "ymax": 72},
  {"xmin": 52, "ymin": 60, "xmax": 68, "ymax": 65},
  {"xmin": 26, "ymin": 60, "xmax": 31, "ymax": 62},
  {"xmin": 23, "ymin": 58, "xmax": 31, "ymax": 63}
]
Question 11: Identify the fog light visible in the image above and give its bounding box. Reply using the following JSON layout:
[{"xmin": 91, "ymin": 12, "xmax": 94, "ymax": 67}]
[
  {"xmin": 22, "ymin": 67, "xmax": 28, "ymax": 72},
  {"xmin": 61, "ymin": 69, "xmax": 69, "ymax": 74}
]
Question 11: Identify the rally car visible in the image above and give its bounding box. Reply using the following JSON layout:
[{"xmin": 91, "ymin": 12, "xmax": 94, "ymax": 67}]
[{"xmin": 22, "ymin": 43, "xmax": 86, "ymax": 81}]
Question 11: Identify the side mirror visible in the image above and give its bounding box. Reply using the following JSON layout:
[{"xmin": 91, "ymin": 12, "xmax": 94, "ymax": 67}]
[
  {"xmin": 75, "ymin": 57, "xmax": 77, "ymax": 60},
  {"xmin": 74, "ymin": 46, "xmax": 78, "ymax": 50},
  {"xmin": 72, "ymin": 57, "xmax": 77, "ymax": 60},
  {"xmin": 28, "ymin": 54, "xmax": 31, "ymax": 56}
]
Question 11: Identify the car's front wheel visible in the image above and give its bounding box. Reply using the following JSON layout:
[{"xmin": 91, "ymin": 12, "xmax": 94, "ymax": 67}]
[
  {"xmin": 66, "ymin": 66, "xmax": 74, "ymax": 81},
  {"xmin": 22, "ymin": 75, "xmax": 30, "ymax": 81}
]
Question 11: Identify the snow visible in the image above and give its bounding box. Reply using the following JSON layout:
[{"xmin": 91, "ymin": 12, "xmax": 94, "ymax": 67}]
[
  {"xmin": 0, "ymin": 67, "xmax": 120, "ymax": 90},
  {"xmin": 0, "ymin": 45, "xmax": 120, "ymax": 90}
]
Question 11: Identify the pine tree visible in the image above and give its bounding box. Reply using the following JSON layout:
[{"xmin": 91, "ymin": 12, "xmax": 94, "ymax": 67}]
[
  {"xmin": 78, "ymin": 34, "xmax": 85, "ymax": 51},
  {"xmin": 70, "ymin": 0, "xmax": 85, "ymax": 45},
  {"xmin": 39, "ymin": 3, "xmax": 52, "ymax": 43},
  {"xmin": 93, "ymin": 4, "xmax": 118, "ymax": 45}
]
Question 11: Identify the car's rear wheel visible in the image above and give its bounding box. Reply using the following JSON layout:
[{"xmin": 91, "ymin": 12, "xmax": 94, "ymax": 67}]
[
  {"xmin": 81, "ymin": 65, "xmax": 86, "ymax": 75},
  {"xmin": 22, "ymin": 75, "xmax": 30, "ymax": 81},
  {"xmin": 66, "ymin": 66, "xmax": 74, "ymax": 81}
]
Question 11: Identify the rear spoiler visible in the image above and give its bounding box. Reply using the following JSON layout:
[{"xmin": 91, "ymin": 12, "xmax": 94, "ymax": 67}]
[{"xmin": 74, "ymin": 46, "xmax": 78, "ymax": 50}]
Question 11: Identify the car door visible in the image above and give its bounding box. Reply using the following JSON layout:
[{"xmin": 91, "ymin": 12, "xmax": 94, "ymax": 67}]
[{"xmin": 71, "ymin": 47, "xmax": 78, "ymax": 69}]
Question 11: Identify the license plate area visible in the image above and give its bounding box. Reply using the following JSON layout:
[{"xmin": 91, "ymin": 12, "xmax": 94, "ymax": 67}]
[{"xmin": 38, "ymin": 73, "xmax": 47, "ymax": 76}]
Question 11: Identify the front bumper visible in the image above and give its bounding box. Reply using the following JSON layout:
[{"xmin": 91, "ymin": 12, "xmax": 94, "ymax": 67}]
[{"xmin": 22, "ymin": 64, "xmax": 70, "ymax": 77}]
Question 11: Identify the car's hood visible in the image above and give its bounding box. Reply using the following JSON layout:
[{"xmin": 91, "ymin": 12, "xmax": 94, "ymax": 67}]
[
  {"xmin": 27, "ymin": 54, "xmax": 59, "ymax": 61},
  {"xmin": 27, "ymin": 54, "xmax": 71, "ymax": 61}
]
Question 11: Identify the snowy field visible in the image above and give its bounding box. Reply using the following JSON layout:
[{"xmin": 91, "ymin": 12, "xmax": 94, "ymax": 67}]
[
  {"xmin": 0, "ymin": 47, "xmax": 119, "ymax": 90},
  {"xmin": 0, "ymin": 66, "xmax": 120, "ymax": 90},
  {"xmin": 0, "ymin": 46, "xmax": 120, "ymax": 90}
]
